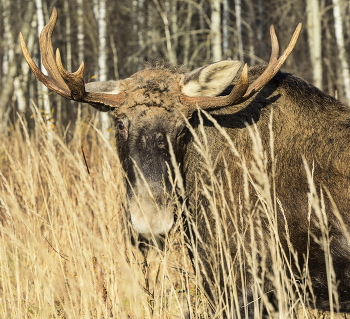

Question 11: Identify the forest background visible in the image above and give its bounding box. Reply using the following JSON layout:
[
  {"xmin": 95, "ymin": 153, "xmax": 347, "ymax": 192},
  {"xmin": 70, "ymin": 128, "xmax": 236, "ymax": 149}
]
[{"xmin": 1, "ymin": 0, "xmax": 350, "ymax": 136}]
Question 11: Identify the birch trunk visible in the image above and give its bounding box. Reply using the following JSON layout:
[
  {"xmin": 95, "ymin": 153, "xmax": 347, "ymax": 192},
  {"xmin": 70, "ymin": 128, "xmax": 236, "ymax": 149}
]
[
  {"xmin": 1, "ymin": 0, "xmax": 14, "ymax": 82},
  {"xmin": 35, "ymin": 0, "xmax": 51, "ymax": 128},
  {"xmin": 96, "ymin": 0, "xmax": 110, "ymax": 139},
  {"xmin": 64, "ymin": 0, "xmax": 72, "ymax": 72},
  {"xmin": 257, "ymin": 0, "xmax": 264, "ymax": 57},
  {"xmin": 77, "ymin": 0, "xmax": 84, "ymax": 64},
  {"xmin": 246, "ymin": 0, "xmax": 255, "ymax": 65},
  {"xmin": 333, "ymin": 0, "xmax": 350, "ymax": 102},
  {"xmin": 183, "ymin": 2, "xmax": 192, "ymax": 66},
  {"xmin": 235, "ymin": 0, "xmax": 243, "ymax": 62},
  {"xmin": 138, "ymin": 0, "xmax": 145, "ymax": 68},
  {"xmin": 170, "ymin": 0, "xmax": 178, "ymax": 52},
  {"xmin": 307, "ymin": 0, "xmax": 322, "ymax": 89},
  {"xmin": 211, "ymin": 0, "xmax": 222, "ymax": 62},
  {"xmin": 222, "ymin": 0, "xmax": 230, "ymax": 59},
  {"xmin": 0, "ymin": 0, "xmax": 13, "ymax": 132}
]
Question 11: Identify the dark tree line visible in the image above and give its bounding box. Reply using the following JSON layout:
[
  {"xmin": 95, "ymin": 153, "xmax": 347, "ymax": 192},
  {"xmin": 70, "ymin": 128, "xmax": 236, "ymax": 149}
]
[{"xmin": 0, "ymin": 0, "xmax": 350, "ymax": 135}]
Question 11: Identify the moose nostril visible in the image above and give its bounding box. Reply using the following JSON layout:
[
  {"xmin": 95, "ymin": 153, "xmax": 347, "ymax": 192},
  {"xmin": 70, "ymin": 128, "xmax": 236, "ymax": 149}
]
[{"xmin": 156, "ymin": 133, "xmax": 166, "ymax": 149}]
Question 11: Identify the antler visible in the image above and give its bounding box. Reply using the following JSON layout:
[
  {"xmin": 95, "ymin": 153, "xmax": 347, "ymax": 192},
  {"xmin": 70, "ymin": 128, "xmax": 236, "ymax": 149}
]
[
  {"xmin": 180, "ymin": 23, "xmax": 302, "ymax": 112},
  {"xmin": 20, "ymin": 8, "xmax": 126, "ymax": 109}
]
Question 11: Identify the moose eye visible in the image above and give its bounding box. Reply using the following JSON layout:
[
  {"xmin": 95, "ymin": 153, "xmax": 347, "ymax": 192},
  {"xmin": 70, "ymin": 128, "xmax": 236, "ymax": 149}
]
[{"xmin": 117, "ymin": 121, "xmax": 125, "ymax": 131}]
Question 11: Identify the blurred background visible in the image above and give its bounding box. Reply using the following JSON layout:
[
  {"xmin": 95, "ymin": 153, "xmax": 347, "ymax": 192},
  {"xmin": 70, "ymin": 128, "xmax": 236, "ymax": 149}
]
[{"xmin": 1, "ymin": 0, "xmax": 350, "ymax": 136}]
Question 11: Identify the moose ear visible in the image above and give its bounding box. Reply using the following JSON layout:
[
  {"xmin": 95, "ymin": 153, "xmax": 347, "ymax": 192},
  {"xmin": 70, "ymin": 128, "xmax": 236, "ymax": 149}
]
[
  {"xmin": 85, "ymin": 80, "xmax": 121, "ymax": 112},
  {"xmin": 181, "ymin": 60, "xmax": 242, "ymax": 97}
]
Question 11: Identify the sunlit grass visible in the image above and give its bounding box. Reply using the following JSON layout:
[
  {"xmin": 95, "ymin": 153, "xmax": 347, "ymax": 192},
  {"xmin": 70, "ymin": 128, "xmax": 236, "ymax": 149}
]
[{"xmin": 0, "ymin": 107, "xmax": 348, "ymax": 318}]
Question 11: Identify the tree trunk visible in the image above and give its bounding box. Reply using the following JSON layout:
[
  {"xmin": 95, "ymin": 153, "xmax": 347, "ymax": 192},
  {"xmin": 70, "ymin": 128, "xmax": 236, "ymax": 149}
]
[
  {"xmin": 333, "ymin": 0, "xmax": 350, "ymax": 103},
  {"xmin": 97, "ymin": 0, "xmax": 110, "ymax": 139},
  {"xmin": 183, "ymin": 1, "xmax": 192, "ymax": 67},
  {"xmin": 35, "ymin": 0, "xmax": 51, "ymax": 123},
  {"xmin": 307, "ymin": 0, "xmax": 322, "ymax": 89},
  {"xmin": 234, "ymin": 0, "xmax": 243, "ymax": 62},
  {"xmin": 77, "ymin": 0, "xmax": 84, "ymax": 64},
  {"xmin": 211, "ymin": 0, "xmax": 222, "ymax": 62},
  {"xmin": 222, "ymin": 0, "xmax": 229, "ymax": 59},
  {"xmin": 1, "ymin": 0, "xmax": 14, "ymax": 82}
]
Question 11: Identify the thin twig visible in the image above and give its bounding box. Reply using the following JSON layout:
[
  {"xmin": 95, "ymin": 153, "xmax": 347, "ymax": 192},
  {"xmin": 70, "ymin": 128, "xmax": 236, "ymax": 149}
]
[
  {"xmin": 81, "ymin": 145, "xmax": 91, "ymax": 175},
  {"xmin": 43, "ymin": 236, "xmax": 70, "ymax": 261}
]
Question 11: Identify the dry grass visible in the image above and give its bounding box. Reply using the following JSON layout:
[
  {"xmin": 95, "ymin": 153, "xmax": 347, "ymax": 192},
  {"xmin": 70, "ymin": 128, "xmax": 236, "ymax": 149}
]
[{"xmin": 0, "ymin": 108, "xmax": 349, "ymax": 318}]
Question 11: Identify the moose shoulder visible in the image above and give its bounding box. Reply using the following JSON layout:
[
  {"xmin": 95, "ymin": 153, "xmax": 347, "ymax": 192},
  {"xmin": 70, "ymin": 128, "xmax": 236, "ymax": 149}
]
[{"xmin": 21, "ymin": 8, "xmax": 350, "ymax": 317}]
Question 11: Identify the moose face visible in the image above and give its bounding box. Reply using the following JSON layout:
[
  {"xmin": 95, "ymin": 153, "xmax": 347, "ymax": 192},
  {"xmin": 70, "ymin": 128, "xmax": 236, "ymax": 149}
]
[
  {"xmin": 87, "ymin": 65, "xmax": 247, "ymax": 235},
  {"xmin": 114, "ymin": 107, "xmax": 184, "ymax": 235},
  {"xmin": 104, "ymin": 68, "xmax": 187, "ymax": 235}
]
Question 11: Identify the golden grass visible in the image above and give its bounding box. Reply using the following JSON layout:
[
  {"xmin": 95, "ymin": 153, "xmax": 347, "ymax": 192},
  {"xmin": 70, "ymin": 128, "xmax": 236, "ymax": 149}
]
[{"xmin": 0, "ymin": 108, "xmax": 348, "ymax": 318}]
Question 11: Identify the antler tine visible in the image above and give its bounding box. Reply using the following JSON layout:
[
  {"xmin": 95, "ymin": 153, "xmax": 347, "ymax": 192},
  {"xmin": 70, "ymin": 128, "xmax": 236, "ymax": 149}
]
[
  {"xmin": 180, "ymin": 24, "xmax": 301, "ymax": 113},
  {"xmin": 20, "ymin": 31, "xmax": 70, "ymax": 98},
  {"xmin": 56, "ymin": 49, "xmax": 86, "ymax": 101},
  {"xmin": 40, "ymin": 8, "xmax": 69, "ymax": 91},
  {"xmin": 241, "ymin": 23, "xmax": 302, "ymax": 100}
]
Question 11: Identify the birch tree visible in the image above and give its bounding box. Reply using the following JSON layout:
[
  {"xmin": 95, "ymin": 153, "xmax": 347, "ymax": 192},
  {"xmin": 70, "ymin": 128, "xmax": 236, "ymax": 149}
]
[
  {"xmin": 222, "ymin": 0, "xmax": 230, "ymax": 59},
  {"xmin": 307, "ymin": 0, "xmax": 322, "ymax": 89},
  {"xmin": 183, "ymin": 1, "xmax": 193, "ymax": 66},
  {"xmin": 35, "ymin": 0, "xmax": 51, "ymax": 127},
  {"xmin": 96, "ymin": 0, "xmax": 110, "ymax": 139},
  {"xmin": 77, "ymin": 0, "xmax": 84, "ymax": 64},
  {"xmin": 333, "ymin": 0, "xmax": 350, "ymax": 102},
  {"xmin": 1, "ymin": 0, "xmax": 14, "ymax": 82},
  {"xmin": 0, "ymin": 0, "xmax": 14, "ymax": 131},
  {"xmin": 211, "ymin": 0, "xmax": 222, "ymax": 62},
  {"xmin": 64, "ymin": 0, "xmax": 72, "ymax": 72},
  {"xmin": 234, "ymin": 0, "xmax": 243, "ymax": 62}
]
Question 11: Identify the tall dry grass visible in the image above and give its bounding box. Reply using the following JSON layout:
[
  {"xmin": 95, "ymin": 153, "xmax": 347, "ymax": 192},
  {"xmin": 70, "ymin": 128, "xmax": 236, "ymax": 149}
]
[{"xmin": 0, "ymin": 107, "xmax": 348, "ymax": 318}]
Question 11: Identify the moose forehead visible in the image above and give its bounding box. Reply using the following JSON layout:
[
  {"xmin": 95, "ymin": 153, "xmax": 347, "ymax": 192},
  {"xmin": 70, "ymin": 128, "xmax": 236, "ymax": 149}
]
[{"xmin": 117, "ymin": 69, "xmax": 185, "ymax": 111}]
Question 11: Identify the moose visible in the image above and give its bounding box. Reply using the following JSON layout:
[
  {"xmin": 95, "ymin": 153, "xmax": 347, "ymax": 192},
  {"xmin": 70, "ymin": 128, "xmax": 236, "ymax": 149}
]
[{"xmin": 21, "ymin": 8, "xmax": 350, "ymax": 318}]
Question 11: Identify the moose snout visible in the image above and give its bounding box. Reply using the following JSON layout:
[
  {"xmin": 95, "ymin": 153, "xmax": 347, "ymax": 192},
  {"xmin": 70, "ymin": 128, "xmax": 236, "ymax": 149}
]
[{"xmin": 128, "ymin": 186, "xmax": 175, "ymax": 235}]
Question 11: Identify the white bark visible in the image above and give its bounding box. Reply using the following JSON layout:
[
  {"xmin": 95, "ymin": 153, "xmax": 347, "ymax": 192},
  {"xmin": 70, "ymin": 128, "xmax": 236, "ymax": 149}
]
[
  {"xmin": 64, "ymin": 0, "xmax": 72, "ymax": 72},
  {"xmin": 98, "ymin": 0, "xmax": 107, "ymax": 82},
  {"xmin": 211, "ymin": 0, "xmax": 222, "ymax": 62},
  {"xmin": 14, "ymin": 77, "xmax": 26, "ymax": 113},
  {"xmin": 0, "ymin": 0, "xmax": 13, "ymax": 132},
  {"xmin": 222, "ymin": 0, "xmax": 229, "ymax": 59},
  {"xmin": 235, "ymin": 0, "xmax": 243, "ymax": 62},
  {"xmin": 183, "ymin": 2, "xmax": 192, "ymax": 66},
  {"xmin": 96, "ymin": 0, "xmax": 110, "ymax": 139},
  {"xmin": 77, "ymin": 0, "xmax": 84, "ymax": 63},
  {"xmin": 257, "ymin": 0, "xmax": 263, "ymax": 57},
  {"xmin": 307, "ymin": 0, "xmax": 322, "ymax": 89},
  {"xmin": 333, "ymin": 0, "xmax": 350, "ymax": 102},
  {"xmin": 169, "ymin": 0, "xmax": 178, "ymax": 50},
  {"xmin": 1, "ymin": 0, "xmax": 14, "ymax": 82},
  {"xmin": 138, "ymin": 0, "xmax": 145, "ymax": 48},
  {"xmin": 35, "ymin": 0, "xmax": 51, "ymax": 135}
]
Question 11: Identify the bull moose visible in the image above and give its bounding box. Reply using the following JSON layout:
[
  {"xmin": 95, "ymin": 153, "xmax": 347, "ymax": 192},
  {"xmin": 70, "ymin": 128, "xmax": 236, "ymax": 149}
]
[{"xmin": 21, "ymin": 8, "xmax": 350, "ymax": 318}]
